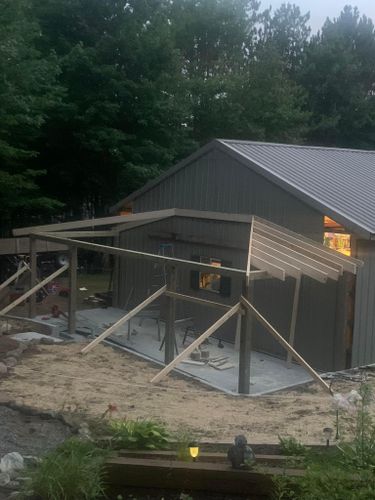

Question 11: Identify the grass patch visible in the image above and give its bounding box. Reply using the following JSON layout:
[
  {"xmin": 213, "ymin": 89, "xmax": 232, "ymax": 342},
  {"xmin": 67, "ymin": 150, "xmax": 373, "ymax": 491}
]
[
  {"xmin": 108, "ymin": 418, "xmax": 170, "ymax": 450},
  {"xmin": 20, "ymin": 438, "xmax": 108, "ymax": 500}
]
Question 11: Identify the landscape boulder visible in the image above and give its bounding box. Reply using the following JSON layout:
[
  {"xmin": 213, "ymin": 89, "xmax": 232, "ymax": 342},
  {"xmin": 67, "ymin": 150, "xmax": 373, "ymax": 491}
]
[
  {"xmin": 0, "ymin": 452, "xmax": 24, "ymax": 478},
  {"xmin": 0, "ymin": 362, "xmax": 7, "ymax": 376}
]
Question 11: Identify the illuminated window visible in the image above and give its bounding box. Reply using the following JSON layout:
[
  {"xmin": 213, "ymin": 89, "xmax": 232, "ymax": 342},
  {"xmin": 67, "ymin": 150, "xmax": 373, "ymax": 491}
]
[
  {"xmin": 199, "ymin": 257, "xmax": 222, "ymax": 293},
  {"xmin": 324, "ymin": 216, "xmax": 351, "ymax": 256}
]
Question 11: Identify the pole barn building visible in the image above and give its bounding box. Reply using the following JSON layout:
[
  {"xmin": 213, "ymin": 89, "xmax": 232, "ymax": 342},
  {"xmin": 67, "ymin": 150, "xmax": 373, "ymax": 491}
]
[{"xmin": 112, "ymin": 139, "xmax": 375, "ymax": 373}]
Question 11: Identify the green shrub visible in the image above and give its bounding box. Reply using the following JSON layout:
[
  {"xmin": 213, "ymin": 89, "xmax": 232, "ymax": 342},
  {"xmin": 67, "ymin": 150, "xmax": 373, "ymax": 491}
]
[
  {"xmin": 108, "ymin": 418, "xmax": 170, "ymax": 450},
  {"xmin": 173, "ymin": 427, "xmax": 196, "ymax": 462},
  {"xmin": 20, "ymin": 438, "xmax": 108, "ymax": 500},
  {"xmin": 278, "ymin": 436, "xmax": 306, "ymax": 457}
]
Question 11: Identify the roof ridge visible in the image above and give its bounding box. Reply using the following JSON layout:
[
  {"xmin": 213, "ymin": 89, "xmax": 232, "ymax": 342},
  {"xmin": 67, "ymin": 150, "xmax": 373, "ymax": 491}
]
[{"xmin": 219, "ymin": 139, "xmax": 375, "ymax": 155}]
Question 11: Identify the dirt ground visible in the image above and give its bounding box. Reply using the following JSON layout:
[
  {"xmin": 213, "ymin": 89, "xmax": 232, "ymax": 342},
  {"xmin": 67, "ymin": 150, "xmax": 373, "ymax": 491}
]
[{"xmin": 0, "ymin": 342, "xmax": 367, "ymax": 445}]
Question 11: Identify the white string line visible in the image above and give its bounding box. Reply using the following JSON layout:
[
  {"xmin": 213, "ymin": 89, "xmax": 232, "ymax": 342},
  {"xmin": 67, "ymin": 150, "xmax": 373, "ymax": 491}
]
[{"xmin": 8, "ymin": 366, "xmax": 335, "ymax": 401}]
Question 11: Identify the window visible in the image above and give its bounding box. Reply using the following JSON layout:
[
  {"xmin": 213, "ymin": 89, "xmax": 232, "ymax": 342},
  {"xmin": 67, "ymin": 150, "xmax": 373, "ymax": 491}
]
[
  {"xmin": 323, "ymin": 216, "xmax": 351, "ymax": 256},
  {"xmin": 199, "ymin": 257, "xmax": 222, "ymax": 293},
  {"xmin": 190, "ymin": 255, "xmax": 232, "ymax": 297}
]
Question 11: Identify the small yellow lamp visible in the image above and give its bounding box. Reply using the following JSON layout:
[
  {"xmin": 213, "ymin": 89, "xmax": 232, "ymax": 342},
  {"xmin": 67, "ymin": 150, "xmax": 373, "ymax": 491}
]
[{"xmin": 189, "ymin": 442, "xmax": 199, "ymax": 462}]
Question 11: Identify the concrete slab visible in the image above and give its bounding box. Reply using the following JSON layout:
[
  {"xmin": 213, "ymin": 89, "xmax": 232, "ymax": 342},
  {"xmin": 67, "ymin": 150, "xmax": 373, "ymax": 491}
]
[{"xmin": 73, "ymin": 308, "xmax": 313, "ymax": 396}]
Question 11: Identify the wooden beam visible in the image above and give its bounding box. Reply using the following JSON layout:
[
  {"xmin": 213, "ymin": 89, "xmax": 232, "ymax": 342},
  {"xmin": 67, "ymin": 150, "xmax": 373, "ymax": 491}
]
[
  {"xmin": 13, "ymin": 209, "xmax": 177, "ymax": 236},
  {"xmin": 81, "ymin": 285, "xmax": 167, "ymax": 354},
  {"xmin": 238, "ymin": 301, "xmax": 253, "ymax": 394},
  {"xmin": 253, "ymin": 218, "xmax": 361, "ymax": 274},
  {"xmin": 50, "ymin": 231, "xmax": 116, "ymax": 238},
  {"xmin": 29, "ymin": 237, "xmax": 37, "ymax": 318},
  {"xmin": 115, "ymin": 216, "xmax": 173, "ymax": 234},
  {"xmin": 34, "ymin": 232, "xmax": 247, "ymax": 278},
  {"xmin": 164, "ymin": 266, "xmax": 177, "ymax": 364},
  {"xmin": 246, "ymin": 217, "xmax": 255, "ymax": 286},
  {"xmin": 112, "ymin": 234, "xmax": 120, "ymax": 308},
  {"xmin": 151, "ymin": 303, "xmax": 241, "ymax": 384},
  {"xmin": 165, "ymin": 291, "xmax": 232, "ymax": 310},
  {"xmin": 0, "ymin": 264, "xmax": 69, "ymax": 316},
  {"xmin": 287, "ymin": 274, "xmax": 302, "ymax": 366},
  {"xmin": 240, "ymin": 296, "xmax": 332, "ymax": 393},
  {"xmin": 252, "ymin": 247, "xmax": 305, "ymax": 280},
  {"xmin": 0, "ymin": 237, "xmax": 66, "ymax": 256},
  {"xmin": 174, "ymin": 208, "xmax": 253, "ymax": 224},
  {"xmin": 251, "ymin": 255, "xmax": 286, "ymax": 281},
  {"xmin": 253, "ymin": 234, "xmax": 343, "ymax": 277},
  {"xmin": 68, "ymin": 247, "xmax": 78, "ymax": 336},
  {"xmin": 0, "ymin": 264, "xmax": 29, "ymax": 292}
]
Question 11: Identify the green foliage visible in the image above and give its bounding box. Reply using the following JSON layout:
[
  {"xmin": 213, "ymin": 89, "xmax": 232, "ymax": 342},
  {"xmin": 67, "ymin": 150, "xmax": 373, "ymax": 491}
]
[
  {"xmin": 278, "ymin": 436, "xmax": 307, "ymax": 457},
  {"xmin": 108, "ymin": 418, "xmax": 170, "ymax": 450},
  {"xmin": 274, "ymin": 383, "xmax": 375, "ymax": 499},
  {"xmin": 20, "ymin": 437, "xmax": 108, "ymax": 500},
  {"xmin": 173, "ymin": 427, "xmax": 196, "ymax": 462},
  {"xmin": 0, "ymin": 0, "xmax": 375, "ymax": 231}
]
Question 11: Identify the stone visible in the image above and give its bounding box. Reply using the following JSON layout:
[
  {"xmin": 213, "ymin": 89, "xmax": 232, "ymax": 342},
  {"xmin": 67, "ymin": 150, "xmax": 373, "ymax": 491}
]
[
  {"xmin": 4, "ymin": 357, "xmax": 17, "ymax": 368},
  {"xmin": 0, "ymin": 452, "xmax": 24, "ymax": 477},
  {"xmin": 0, "ymin": 472, "xmax": 10, "ymax": 486},
  {"xmin": 0, "ymin": 362, "xmax": 7, "ymax": 376},
  {"xmin": 40, "ymin": 336, "xmax": 57, "ymax": 345}
]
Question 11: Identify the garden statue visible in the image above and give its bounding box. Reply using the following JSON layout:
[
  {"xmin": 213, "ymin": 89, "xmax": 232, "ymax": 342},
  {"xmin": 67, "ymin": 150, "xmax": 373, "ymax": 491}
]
[{"xmin": 227, "ymin": 435, "xmax": 255, "ymax": 469}]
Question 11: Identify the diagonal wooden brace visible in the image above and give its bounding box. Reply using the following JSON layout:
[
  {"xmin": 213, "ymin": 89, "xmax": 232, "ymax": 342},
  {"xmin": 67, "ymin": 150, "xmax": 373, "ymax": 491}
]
[{"xmin": 0, "ymin": 264, "xmax": 69, "ymax": 316}]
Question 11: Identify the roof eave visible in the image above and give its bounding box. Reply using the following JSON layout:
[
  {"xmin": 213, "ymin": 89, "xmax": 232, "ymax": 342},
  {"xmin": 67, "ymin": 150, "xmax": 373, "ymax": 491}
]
[
  {"xmin": 216, "ymin": 140, "xmax": 373, "ymax": 240},
  {"xmin": 109, "ymin": 140, "xmax": 220, "ymax": 213}
]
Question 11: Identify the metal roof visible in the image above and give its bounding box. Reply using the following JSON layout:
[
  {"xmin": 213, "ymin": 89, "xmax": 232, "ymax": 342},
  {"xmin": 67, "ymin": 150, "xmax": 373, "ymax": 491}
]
[
  {"xmin": 113, "ymin": 139, "xmax": 375, "ymax": 238},
  {"xmin": 220, "ymin": 140, "xmax": 375, "ymax": 238}
]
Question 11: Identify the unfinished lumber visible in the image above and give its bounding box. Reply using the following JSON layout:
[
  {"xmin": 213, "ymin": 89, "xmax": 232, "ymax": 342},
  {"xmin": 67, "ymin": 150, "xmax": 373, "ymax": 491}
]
[
  {"xmin": 151, "ymin": 302, "xmax": 241, "ymax": 384},
  {"xmin": 0, "ymin": 264, "xmax": 69, "ymax": 316},
  {"xmin": 240, "ymin": 296, "xmax": 332, "ymax": 394},
  {"xmin": 34, "ymin": 232, "xmax": 247, "ymax": 278},
  {"xmin": 29, "ymin": 236, "xmax": 37, "ymax": 318},
  {"xmin": 165, "ymin": 291, "xmax": 232, "ymax": 310},
  {"xmin": 68, "ymin": 246, "xmax": 78, "ymax": 336},
  {"xmin": 164, "ymin": 266, "xmax": 177, "ymax": 364},
  {"xmin": 0, "ymin": 264, "xmax": 29, "ymax": 292},
  {"xmin": 81, "ymin": 285, "xmax": 167, "ymax": 354},
  {"xmin": 287, "ymin": 274, "xmax": 302, "ymax": 366}
]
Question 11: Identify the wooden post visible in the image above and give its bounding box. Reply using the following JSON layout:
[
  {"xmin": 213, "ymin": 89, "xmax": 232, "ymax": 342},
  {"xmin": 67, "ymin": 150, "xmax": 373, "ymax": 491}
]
[
  {"xmin": 68, "ymin": 246, "xmax": 78, "ymax": 336},
  {"xmin": 29, "ymin": 236, "xmax": 37, "ymax": 318},
  {"xmin": 286, "ymin": 274, "xmax": 302, "ymax": 366},
  {"xmin": 164, "ymin": 266, "xmax": 177, "ymax": 364},
  {"xmin": 241, "ymin": 296, "xmax": 332, "ymax": 393},
  {"xmin": 238, "ymin": 280, "xmax": 253, "ymax": 394},
  {"xmin": 151, "ymin": 303, "xmax": 241, "ymax": 384},
  {"xmin": 334, "ymin": 271, "xmax": 352, "ymax": 370},
  {"xmin": 112, "ymin": 234, "xmax": 120, "ymax": 308},
  {"xmin": 238, "ymin": 220, "xmax": 255, "ymax": 394}
]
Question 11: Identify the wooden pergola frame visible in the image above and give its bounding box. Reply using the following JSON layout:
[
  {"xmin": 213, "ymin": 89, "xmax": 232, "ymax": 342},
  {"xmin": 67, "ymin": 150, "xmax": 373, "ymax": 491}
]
[{"xmin": 5, "ymin": 209, "xmax": 363, "ymax": 395}]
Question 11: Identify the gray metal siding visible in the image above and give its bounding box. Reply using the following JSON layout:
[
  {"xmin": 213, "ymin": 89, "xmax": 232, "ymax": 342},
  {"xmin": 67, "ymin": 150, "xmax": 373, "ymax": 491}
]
[
  {"xmin": 118, "ymin": 215, "xmax": 341, "ymax": 371},
  {"xmin": 133, "ymin": 149, "xmax": 324, "ymax": 241},
  {"xmin": 352, "ymin": 241, "xmax": 375, "ymax": 366}
]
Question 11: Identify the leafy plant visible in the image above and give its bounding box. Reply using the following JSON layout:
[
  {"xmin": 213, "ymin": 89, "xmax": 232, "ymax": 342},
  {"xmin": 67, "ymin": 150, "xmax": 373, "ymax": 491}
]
[
  {"xmin": 278, "ymin": 436, "xmax": 307, "ymax": 457},
  {"xmin": 108, "ymin": 418, "xmax": 170, "ymax": 450},
  {"xmin": 20, "ymin": 438, "xmax": 108, "ymax": 500},
  {"xmin": 173, "ymin": 427, "xmax": 196, "ymax": 462}
]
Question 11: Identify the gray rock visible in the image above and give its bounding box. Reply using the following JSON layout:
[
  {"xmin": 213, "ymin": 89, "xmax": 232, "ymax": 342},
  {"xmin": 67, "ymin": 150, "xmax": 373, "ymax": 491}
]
[
  {"xmin": 0, "ymin": 452, "xmax": 24, "ymax": 477},
  {"xmin": 0, "ymin": 472, "xmax": 10, "ymax": 486},
  {"xmin": 3, "ymin": 357, "xmax": 17, "ymax": 368},
  {"xmin": 0, "ymin": 362, "xmax": 7, "ymax": 376}
]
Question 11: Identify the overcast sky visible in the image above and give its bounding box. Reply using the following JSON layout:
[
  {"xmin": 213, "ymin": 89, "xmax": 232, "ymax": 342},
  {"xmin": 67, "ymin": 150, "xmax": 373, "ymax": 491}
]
[{"xmin": 262, "ymin": 1, "xmax": 375, "ymax": 32}]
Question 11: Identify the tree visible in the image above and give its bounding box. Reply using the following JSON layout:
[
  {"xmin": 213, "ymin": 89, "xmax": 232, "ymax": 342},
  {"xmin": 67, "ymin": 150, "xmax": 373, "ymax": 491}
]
[
  {"xmin": 259, "ymin": 3, "xmax": 311, "ymax": 74},
  {"xmin": 301, "ymin": 6, "xmax": 375, "ymax": 148},
  {"xmin": 0, "ymin": 0, "xmax": 62, "ymax": 234},
  {"xmin": 33, "ymin": 0, "xmax": 194, "ymax": 218}
]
